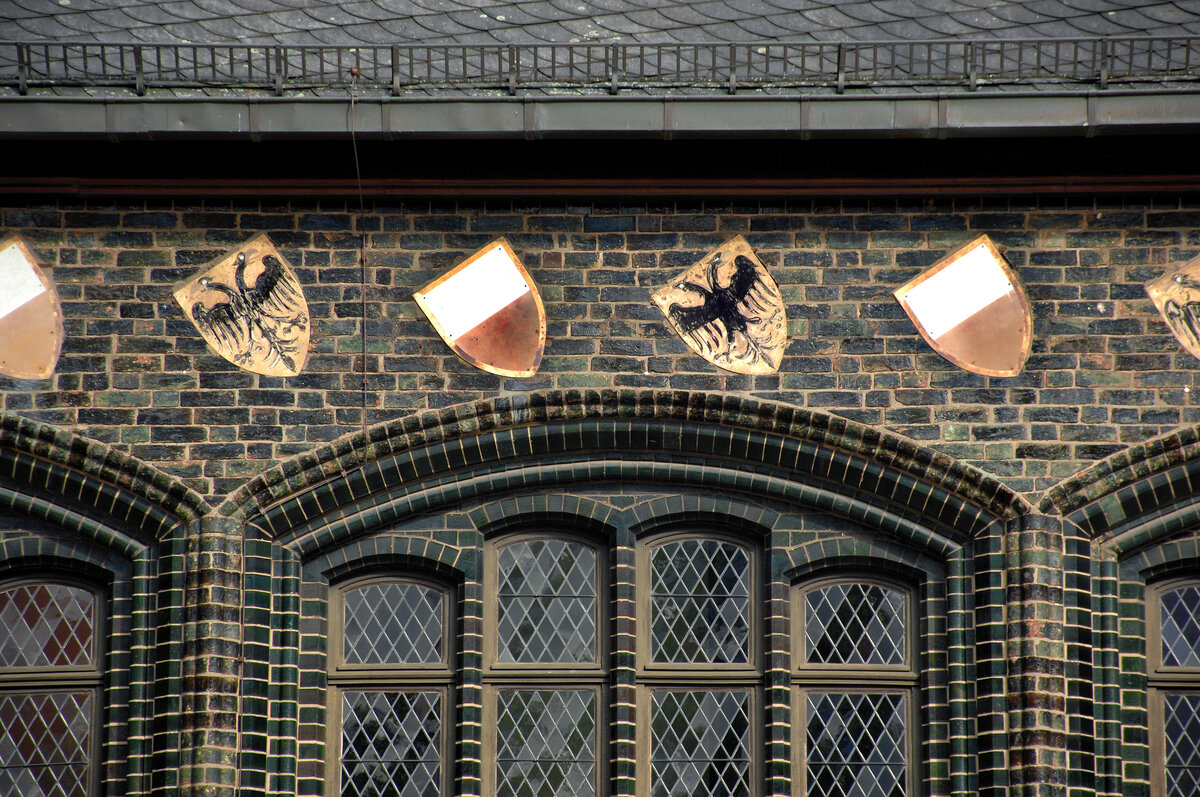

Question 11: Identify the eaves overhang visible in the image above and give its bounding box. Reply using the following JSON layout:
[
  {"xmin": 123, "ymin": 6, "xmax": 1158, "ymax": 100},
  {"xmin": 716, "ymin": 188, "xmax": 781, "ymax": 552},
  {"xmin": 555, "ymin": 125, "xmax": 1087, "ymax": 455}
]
[
  {"xmin": 3, "ymin": 88, "xmax": 1200, "ymax": 141},
  {"xmin": 2, "ymin": 37, "xmax": 1199, "ymax": 140}
]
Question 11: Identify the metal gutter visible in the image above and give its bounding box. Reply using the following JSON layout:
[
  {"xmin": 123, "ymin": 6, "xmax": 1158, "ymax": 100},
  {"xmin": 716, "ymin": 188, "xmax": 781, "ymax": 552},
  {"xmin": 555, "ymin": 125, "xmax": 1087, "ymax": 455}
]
[{"xmin": 2, "ymin": 88, "xmax": 1200, "ymax": 140}]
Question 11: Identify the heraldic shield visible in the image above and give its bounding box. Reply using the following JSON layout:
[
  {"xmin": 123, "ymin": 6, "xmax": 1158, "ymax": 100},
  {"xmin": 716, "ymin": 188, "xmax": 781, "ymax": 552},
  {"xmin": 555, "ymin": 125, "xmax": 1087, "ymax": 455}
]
[
  {"xmin": 652, "ymin": 236, "xmax": 787, "ymax": 375},
  {"xmin": 894, "ymin": 234, "xmax": 1032, "ymax": 378},
  {"xmin": 173, "ymin": 234, "xmax": 310, "ymax": 377},
  {"xmin": 0, "ymin": 233, "xmax": 64, "ymax": 380},
  {"xmin": 1147, "ymin": 253, "xmax": 1200, "ymax": 361},
  {"xmin": 414, "ymin": 237, "xmax": 546, "ymax": 378}
]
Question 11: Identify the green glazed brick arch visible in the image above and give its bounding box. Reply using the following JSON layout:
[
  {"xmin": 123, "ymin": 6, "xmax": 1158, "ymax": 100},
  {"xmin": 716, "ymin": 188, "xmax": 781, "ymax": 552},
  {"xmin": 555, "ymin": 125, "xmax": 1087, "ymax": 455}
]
[
  {"xmin": 625, "ymin": 494, "xmax": 782, "ymax": 540},
  {"xmin": 1041, "ymin": 424, "xmax": 1200, "ymax": 547},
  {"xmin": 0, "ymin": 535, "xmax": 133, "ymax": 581},
  {"xmin": 467, "ymin": 494, "xmax": 619, "ymax": 539},
  {"xmin": 778, "ymin": 534, "xmax": 951, "ymax": 583},
  {"xmin": 0, "ymin": 410, "xmax": 208, "ymax": 540},
  {"xmin": 316, "ymin": 535, "xmax": 474, "ymax": 584},
  {"xmin": 223, "ymin": 391, "xmax": 1029, "ymax": 550},
  {"xmin": 0, "ymin": 483, "xmax": 149, "ymax": 560}
]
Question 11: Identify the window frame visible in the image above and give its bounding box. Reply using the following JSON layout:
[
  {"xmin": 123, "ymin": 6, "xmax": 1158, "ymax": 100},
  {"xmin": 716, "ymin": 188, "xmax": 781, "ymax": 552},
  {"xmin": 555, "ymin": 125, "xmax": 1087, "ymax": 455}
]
[
  {"xmin": 325, "ymin": 573, "xmax": 457, "ymax": 797},
  {"xmin": 483, "ymin": 532, "xmax": 607, "ymax": 674},
  {"xmin": 636, "ymin": 530, "xmax": 762, "ymax": 676},
  {"xmin": 328, "ymin": 573, "xmax": 455, "ymax": 678},
  {"xmin": 635, "ymin": 530, "xmax": 763, "ymax": 797},
  {"xmin": 480, "ymin": 682, "xmax": 609, "ymax": 797},
  {"xmin": 0, "ymin": 575, "xmax": 106, "ymax": 797},
  {"xmin": 1147, "ymin": 577, "xmax": 1200, "ymax": 797},
  {"xmin": 790, "ymin": 574, "xmax": 920, "ymax": 797},
  {"xmin": 482, "ymin": 531, "xmax": 610, "ymax": 797},
  {"xmin": 637, "ymin": 684, "xmax": 761, "ymax": 797}
]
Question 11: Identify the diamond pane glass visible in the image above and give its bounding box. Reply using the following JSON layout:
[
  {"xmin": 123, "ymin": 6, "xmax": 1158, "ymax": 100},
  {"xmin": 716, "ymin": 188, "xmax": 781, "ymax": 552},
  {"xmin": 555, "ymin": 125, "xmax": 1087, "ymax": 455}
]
[
  {"xmin": 344, "ymin": 583, "xmax": 443, "ymax": 665},
  {"xmin": 650, "ymin": 539, "xmax": 750, "ymax": 664},
  {"xmin": 0, "ymin": 584, "xmax": 94, "ymax": 668},
  {"xmin": 1165, "ymin": 693, "xmax": 1200, "ymax": 797},
  {"xmin": 805, "ymin": 584, "xmax": 906, "ymax": 666},
  {"xmin": 1161, "ymin": 585, "xmax": 1200, "ymax": 667},
  {"xmin": 497, "ymin": 540, "xmax": 596, "ymax": 663},
  {"xmin": 650, "ymin": 690, "xmax": 751, "ymax": 797},
  {"xmin": 341, "ymin": 691, "xmax": 441, "ymax": 797},
  {"xmin": 806, "ymin": 692, "xmax": 907, "ymax": 797},
  {"xmin": 0, "ymin": 691, "xmax": 93, "ymax": 797},
  {"xmin": 496, "ymin": 689, "xmax": 596, "ymax": 797}
]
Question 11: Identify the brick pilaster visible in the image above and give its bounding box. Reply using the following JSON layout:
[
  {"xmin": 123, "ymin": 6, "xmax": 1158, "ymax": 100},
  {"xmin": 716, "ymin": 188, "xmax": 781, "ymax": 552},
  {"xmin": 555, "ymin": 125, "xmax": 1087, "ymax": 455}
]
[
  {"xmin": 181, "ymin": 515, "xmax": 243, "ymax": 797},
  {"xmin": 1007, "ymin": 514, "xmax": 1068, "ymax": 797}
]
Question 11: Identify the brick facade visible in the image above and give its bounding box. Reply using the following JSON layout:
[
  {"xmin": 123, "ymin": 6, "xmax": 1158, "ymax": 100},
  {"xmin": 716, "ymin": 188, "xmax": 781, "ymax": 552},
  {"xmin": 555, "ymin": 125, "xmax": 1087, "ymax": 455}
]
[
  {"xmin": 2, "ymin": 195, "xmax": 1200, "ymax": 797},
  {"xmin": 3, "ymin": 197, "xmax": 1196, "ymax": 498}
]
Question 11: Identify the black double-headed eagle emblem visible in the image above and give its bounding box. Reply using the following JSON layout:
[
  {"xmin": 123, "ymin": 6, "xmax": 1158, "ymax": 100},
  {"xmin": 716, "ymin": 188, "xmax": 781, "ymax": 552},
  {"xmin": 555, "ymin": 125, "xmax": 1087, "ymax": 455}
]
[{"xmin": 174, "ymin": 236, "xmax": 310, "ymax": 376}]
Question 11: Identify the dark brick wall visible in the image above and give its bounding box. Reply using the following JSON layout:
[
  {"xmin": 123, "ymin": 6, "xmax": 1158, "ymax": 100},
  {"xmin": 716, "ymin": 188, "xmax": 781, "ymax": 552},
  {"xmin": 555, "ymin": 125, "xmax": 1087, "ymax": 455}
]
[{"xmin": 2, "ymin": 195, "xmax": 1197, "ymax": 503}]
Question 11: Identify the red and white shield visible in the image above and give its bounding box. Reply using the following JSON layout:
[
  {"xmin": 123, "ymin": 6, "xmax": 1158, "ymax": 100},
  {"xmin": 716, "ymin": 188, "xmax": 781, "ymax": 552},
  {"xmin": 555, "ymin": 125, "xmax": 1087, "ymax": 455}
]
[
  {"xmin": 414, "ymin": 238, "xmax": 546, "ymax": 378},
  {"xmin": 894, "ymin": 235, "xmax": 1032, "ymax": 377},
  {"xmin": 0, "ymin": 234, "xmax": 64, "ymax": 380}
]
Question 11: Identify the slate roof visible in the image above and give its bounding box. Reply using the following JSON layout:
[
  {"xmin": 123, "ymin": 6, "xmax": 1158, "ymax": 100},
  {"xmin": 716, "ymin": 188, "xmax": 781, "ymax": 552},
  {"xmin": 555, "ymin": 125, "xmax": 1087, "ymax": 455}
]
[
  {"xmin": 3, "ymin": 0, "xmax": 1199, "ymax": 140},
  {"xmin": 3, "ymin": 0, "xmax": 1200, "ymax": 46}
]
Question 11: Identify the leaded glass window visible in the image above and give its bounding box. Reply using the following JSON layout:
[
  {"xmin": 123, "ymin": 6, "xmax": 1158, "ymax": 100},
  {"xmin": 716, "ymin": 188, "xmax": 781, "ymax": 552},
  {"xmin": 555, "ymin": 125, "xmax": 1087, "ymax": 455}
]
[
  {"xmin": 805, "ymin": 583, "xmax": 906, "ymax": 666},
  {"xmin": 1150, "ymin": 580, "xmax": 1200, "ymax": 797},
  {"xmin": 0, "ymin": 583, "xmax": 95, "ymax": 670},
  {"xmin": 496, "ymin": 539, "xmax": 596, "ymax": 664},
  {"xmin": 805, "ymin": 692, "xmax": 907, "ymax": 797},
  {"xmin": 0, "ymin": 580, "xmax": 102, "ymax": 797},
  {"xmin": 648, "ymin": 538, "xmax": 751, "ymax": 665},
  {"xmin": 1164, "ymin": 692, "xmax": 1200, "ymax": 797},
  {"xmin": 342, "ymin": 582, "xmax": 444, "ymax": 666},
  {"xmin": 340, "ymin": 691, "xmax": 442, "ymax": 797},
  {"xmin": 494, "ymin": 689, "xmax": 597, "ymax": 797},
  {"xmin": 1161, "ymin": 584, "xmax": 1200, "ymax": 668},
  {"xmin": 485, "ymin": 535, "xmax": 606, "ymax": 797},
  {"xmin": 794, "ymin": 578, "xmax": 916, "ymax": 797},
  {"xmin": 650, "ymin": 690, "xmax": 752, "ymax": 797},
  {"xmin": 329, "ymin": 577, "xmax": 453, "ymax": 797},
  {"xmin": 0, "ymin": 691, "xmax": 94, "ymax": 797},
  {"xmin": 637, "ymin": 533, "xmax": 760, "ymax": 797}
]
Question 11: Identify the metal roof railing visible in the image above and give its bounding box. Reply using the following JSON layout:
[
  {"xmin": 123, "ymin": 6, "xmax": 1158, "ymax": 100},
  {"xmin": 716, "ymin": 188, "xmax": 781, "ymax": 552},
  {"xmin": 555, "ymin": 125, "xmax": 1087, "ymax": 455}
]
[{"xmin": 1, "ymin": 37, "xmax": 1197, "ymax": 96}]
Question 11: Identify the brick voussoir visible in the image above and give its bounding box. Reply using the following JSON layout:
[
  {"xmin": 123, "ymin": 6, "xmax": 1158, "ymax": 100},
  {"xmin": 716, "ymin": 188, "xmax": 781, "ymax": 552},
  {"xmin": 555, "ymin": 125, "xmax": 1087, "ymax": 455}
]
[{"xmin": 218, "ymin": 389, "xmax": 1028, "ymax": 527}]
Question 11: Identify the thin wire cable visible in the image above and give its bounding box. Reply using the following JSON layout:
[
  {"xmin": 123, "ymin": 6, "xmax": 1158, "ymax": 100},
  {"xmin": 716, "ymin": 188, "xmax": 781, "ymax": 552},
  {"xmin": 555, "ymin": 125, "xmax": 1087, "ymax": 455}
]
[{"xmin": 349, "ymin": 68, "xmax": 368, "ymax": 435}]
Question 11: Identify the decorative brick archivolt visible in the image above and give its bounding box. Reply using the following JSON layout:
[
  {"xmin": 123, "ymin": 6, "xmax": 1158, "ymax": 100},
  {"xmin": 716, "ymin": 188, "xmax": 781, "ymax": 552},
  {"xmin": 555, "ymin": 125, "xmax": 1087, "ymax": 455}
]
[
  {"xmin": 468, "ymin": 493, "xmax": 618, "ymax": 539},
  {"xmin": 0, "ymin": 410, "xmax": 208, "ymax": 540},
  {"xmin": 317, "ymin": 535, "xmax": 473, "ymax": 584},
  {"xmin": 1040, "ymin": 424, "xmax": 1200, "ymax": 548},
  {"xmin": 1037, "ymin": 426, "xmax": 1200, "ymax": 797},
  {"xmin": 625, "ymin": 494, "xmax": 780, "ymax": 540},
  {"xmin": 225, "ymin": 390, "xmax": 1029, "ymax": 553}
]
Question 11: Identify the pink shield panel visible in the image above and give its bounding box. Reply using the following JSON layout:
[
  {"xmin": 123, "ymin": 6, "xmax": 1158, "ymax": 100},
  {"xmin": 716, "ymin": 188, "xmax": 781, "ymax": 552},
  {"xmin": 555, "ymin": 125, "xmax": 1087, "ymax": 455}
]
[
  {"xmin": 894, "ymin": 235, "xmax": 1033, "ymax": 377},
  {"xmin": 414, "ymin": 238, "xmax": 546, "ymax": 378},
  {"xmin": 0, "ymin": 234, "xmax": 64, "ymax": 381}
]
